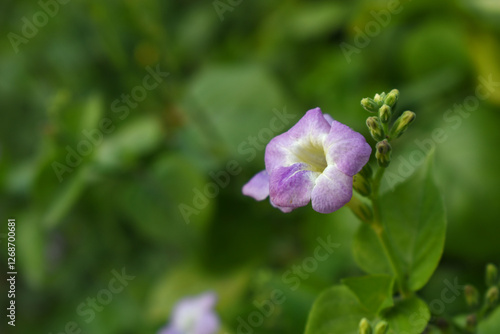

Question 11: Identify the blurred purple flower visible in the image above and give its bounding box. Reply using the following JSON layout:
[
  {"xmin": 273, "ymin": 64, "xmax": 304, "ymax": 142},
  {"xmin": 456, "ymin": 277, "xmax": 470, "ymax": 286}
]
[
  {"xmin": 158, "ymin": 292, "xmax": 220, "ymax": 334},
  {"xmin": 243, "ymin": 108, "xmax": 371, "ymax": 213}
]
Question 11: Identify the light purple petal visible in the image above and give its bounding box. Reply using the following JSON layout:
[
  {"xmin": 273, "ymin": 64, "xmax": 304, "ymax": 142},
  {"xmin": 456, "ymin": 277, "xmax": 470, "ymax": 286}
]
[
  {"xmin": 194, "ymin": 312, "xmax": 220, "ymax": 334},
  {"xmin": 265, "ymin": 108, "xmax": 331, "ymax": 173},
  {"xmin": 269, "ymin": 163, "xmax": 316, "ymax": 208},
  {"xmin": 270, "ymin": 198, "xmax": 295, "ymax": 213},
  {"xmin": 311, "ymin": 166, "xmax": 353, "ymax": 213},
  {"xmin": 323, "ymin": 113, "xmax": 334, "ymax": 125},
  {"xmin": 191, "ymin": 292, "xmax": 217, "ymax": 310},
  {"xmin": 325, "ymin": 120, "xmax": 372, "ymax": 176},
  {"xmin": 158, "ymin": 326, "xmax": 180, "ymax": 334},
  {"xmin": 242, "ymin": 170, "xmax": 269, "ymax": 201},
  {"xmin": 171, "ymin": 292, "xmax": 218, "ymax": 332}
]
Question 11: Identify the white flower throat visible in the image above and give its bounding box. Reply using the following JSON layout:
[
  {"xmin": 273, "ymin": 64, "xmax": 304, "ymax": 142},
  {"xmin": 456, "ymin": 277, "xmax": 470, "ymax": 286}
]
[{"xmin": 293, "ymin": 140, "xmax": 328, "ymax": 174}]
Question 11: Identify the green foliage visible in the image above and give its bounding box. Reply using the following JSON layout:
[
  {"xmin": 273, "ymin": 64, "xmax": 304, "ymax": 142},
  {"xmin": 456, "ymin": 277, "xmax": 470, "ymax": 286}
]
[
  {"xmin": 305, "ymin": 281, "xmax": 429, "ymax": 334},
  {"xmin": 1, "ymin": 0, "xmax": 500, "ymax": 333},
  {"xmin": 478, "ymin": 307, "xmax": 500, "ymax": 334},
  {"xmin": 184, "ymin": 64, "xmax": 290, "ymax": 159},
  {"xmin": 342, "ymin": 275, "xmax": 394, "ymax": 314},
  {"xmin": 353, "ymin": 153, "xmax": 446, "ymax": 291},
  {"xmin": 304, "ymin": 285, "xmax": 372, "ymax": 334},
  {"xmin": 381, "ymin": 296, "xmax": 430, "ymax": 334}
]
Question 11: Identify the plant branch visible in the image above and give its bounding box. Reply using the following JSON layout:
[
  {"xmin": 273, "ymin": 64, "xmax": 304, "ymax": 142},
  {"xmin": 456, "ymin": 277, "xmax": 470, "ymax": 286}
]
[{"xmin": 370, "ymin": 166, "xmax": 409, "ymax": 297}]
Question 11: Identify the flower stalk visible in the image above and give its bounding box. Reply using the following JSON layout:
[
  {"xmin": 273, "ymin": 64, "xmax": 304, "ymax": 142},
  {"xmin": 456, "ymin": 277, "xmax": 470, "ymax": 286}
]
[
  {"xmin": 369, "ymin": 166, "xmax": 409, "ymax": 297},
  {"xmin": 355, "ymin": 89, "xmax": 416, "ymax": 298}
]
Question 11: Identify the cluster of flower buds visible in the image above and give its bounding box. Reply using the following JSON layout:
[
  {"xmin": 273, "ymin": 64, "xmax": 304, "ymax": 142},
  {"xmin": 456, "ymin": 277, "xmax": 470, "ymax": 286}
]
[
  {"xmin": 485, "ymin": 263, "xmax": 499, "ymax": 309},
  {"xmin": 358, "ymin": 318, "xmax": 388, "ymax": 334},
  {"xmin": 465, "ymin": 284, "xmax": 480, "ymax": 307},
  {"xmin": 465, "ymin": 264, "xmax": 499, "ymax": 308},
  {"xmin": 463, "ymin": 263, "xmax": 500, "ymax": 332},
  {"xmin": 361, "ymin": 89, "xmax": 416, "ymax": 168}
]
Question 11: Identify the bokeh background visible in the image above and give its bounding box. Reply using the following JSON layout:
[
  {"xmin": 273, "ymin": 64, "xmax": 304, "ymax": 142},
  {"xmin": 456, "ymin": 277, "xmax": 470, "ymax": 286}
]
[{"xmin": 1, "ymin": 0, "xmax": 500, "ymax": 333}]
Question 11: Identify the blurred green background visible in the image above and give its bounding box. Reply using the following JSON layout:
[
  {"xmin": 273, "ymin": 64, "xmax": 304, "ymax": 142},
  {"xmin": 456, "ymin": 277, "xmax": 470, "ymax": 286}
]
[{"xmin": 1, "ymin": 0, "xmax": 500, "ymax": 333}]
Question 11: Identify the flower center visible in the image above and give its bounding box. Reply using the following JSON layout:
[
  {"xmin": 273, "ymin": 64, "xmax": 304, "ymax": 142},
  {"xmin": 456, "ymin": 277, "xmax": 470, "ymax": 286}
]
[
  {"xmin": 293, "ymin": 141, "xmax": 328, "ymax": 173},
  {"xmin": 179, "ymin": 316, "xmax": 196, "ymax": 333}
]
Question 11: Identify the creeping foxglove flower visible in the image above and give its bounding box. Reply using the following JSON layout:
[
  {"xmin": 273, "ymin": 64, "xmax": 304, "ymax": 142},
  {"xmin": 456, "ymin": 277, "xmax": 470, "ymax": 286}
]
[
  {"xmin": 158, "ymin": 292, "xmax": 220, "ymax": 334},
  {"xmin": 243, "ymin": 108, "xmax": 371, "ymax": 214}
]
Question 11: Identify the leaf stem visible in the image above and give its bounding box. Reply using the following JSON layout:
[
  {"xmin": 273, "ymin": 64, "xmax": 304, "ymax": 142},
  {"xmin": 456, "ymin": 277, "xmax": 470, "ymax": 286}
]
[{"xmin": 370, "ymin": 166, "xmax": 409, "ymax": 297}]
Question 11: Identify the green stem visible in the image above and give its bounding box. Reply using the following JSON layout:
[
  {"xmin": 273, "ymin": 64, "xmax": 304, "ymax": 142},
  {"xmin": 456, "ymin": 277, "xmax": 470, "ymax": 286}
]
[
  {"xmin": 370, "ymin": 167, "xmax": 409, "ymax": 297},
  {"xmin": 382, "ymin": 122, "xmax": 389, "ymax": 138}
]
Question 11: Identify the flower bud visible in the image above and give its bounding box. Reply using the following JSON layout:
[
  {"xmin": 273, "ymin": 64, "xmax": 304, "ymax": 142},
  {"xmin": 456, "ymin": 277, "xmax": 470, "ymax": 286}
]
[
  {"xmin": 353, "ymin": 173, "xmax": 371, "ymax": 197},
  {"xmin": 464, "ymin": 285, "xmax": 479, "ymax": 307},
  {"xmin": 465, "ymin": 314, "xmax": 477, "ymax": 332},
  {"xmin": 366, "ymin": 117, "xmax": 384, "ymax": 141},
  {"xmin": 375, "ymin": 140, "xmax": 392, "ymax": 168},
  {"xmin": 374, "ymin": 93, "xmax": 385, "ymax": 106},
  {"xmin": 374, "ymin": 321, "xmax": 388, "ymax": 334},
  {"xmin": 384, "ymin": 89, "xmax": 399, "ymax": 108},
  {"xmin": 359, "ymin": 318, "xmax": 372, "ymax": 334},
  {"xmin": 379, "ymin": 105, "xmax": 392, "ymax": 124},
  {"xmin": 361, "ymin": 98, "xmax": 379, "ymax": 113},
  {"xmin": 389, "ymin": 111, "xmax": 416, "ymax": 139},
  {"xmin": 486, "ymin": 263, "xmax": 498, "ymax": 287},
  {"xmin": 347, "ymin": 196, "xmax": 373, "ymax": 223},
  {"xmin": 487, "ymin": 286, "xmax": 499, "ymax": 307},
  {"xmin": 359, "ymin": 163, "xmax": 373, "ymax": 179}
]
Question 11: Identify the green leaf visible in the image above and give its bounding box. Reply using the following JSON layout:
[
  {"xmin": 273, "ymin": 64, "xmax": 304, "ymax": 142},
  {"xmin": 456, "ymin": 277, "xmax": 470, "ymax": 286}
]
[
  {"xmin": 304, "ymin": 285, "xmax": 373, "ymax": 334},
  {"xmin": 288, "ymin": 3, "xmax": 348, "ymax": 40},
  {"xmin": 353, "ymin": 153, "xmax": 446, "ymax": 291},
  {"xmin": 17, "ymin": 213, "xmax": 47, "ymax": 288},
  {"xmin": 95, "ymin": 115, "xmax": 163, "ymax": 170},
  {"xmin": 113, "ymin": 153, "xmax": 213, "ymax": 245},
  {"xmin": 42, "ymin": 165, "xmax": 89, "ymax": 229},
  {"xmin": 184, "ymin": 65, "xmax": 292, "ymax": 160},
  {"xmin": 381, "ymin": 296, "xmax": 430, "ymax": 334},
  {"xmin": 305, "ymin": 284, "xmax": 430, "ymax": 334},
  {"xmin": 352, "ymin": 223, "xmax": 393, "ymax": 276},
  {"xmin": 342, "ymin": 275, "xmax": 395, "ymax": 314},
  {"xmin": 478, "ymin": 307, "xmax": 500, "ymax": 334}
]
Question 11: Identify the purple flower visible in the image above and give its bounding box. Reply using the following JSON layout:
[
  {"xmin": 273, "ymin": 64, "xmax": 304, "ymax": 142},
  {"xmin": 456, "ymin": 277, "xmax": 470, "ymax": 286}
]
[
  {"xmin": 243, "ymin": 108, "xmax": 371, "ymax": 213},
  {"xmin": 158, "ymin": 292, "xmax": 220, "ymax": 334}
]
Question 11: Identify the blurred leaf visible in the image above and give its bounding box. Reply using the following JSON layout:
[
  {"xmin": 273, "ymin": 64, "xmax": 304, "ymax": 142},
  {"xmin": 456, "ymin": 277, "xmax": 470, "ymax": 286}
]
[
  {"xmin": 95, "ymin": 115, "xmax": 163, "ymax": 170},
  {"xmin": 17, "ymin": 213, "xmax": 47, "ymax": 288},
  {"xmin": 468, "ymin": 32, "xmax": 500, "ymax": 105},
  {"xmin": 400, "ymin": 20, "xmax": 469, "ymax": 82},
  {"xmin": 42, "ymin": 166, "xmax": 89, "ymax": 229},
  {"xmin": 353, "ymin": 153, "xmax": 446, "ymax": 291},
  {"xmin": 342, "ymin": 275, "xmax": 394, "ymax": 314},
  {"xmin": 184, "ymin": 64, "xmax": 290, "ymax": 160},
  {"xmin": 51, "ymin": 93, "xmax": 104, "ymax": 141},
  {"xmin": 381, "ymin": 296, "xmax": 430, "ymax": 334},
  {"xmin": 114, "ymin": 153, "xmax": 213, "ymax": 244},
  {"xmin": 288, "ymin": 3, "xmax": 348, "ymax": 40},
  {"xmin": 478, "ymin": 306, "xmax": 500, "ymax": 334},
  {"xmin": 147, "ymin": 264, "xmax": 251, "ymax": 323},
  {"xmin": 304, "ymin": 285, "xmax": 372, "ymax": 334}
]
